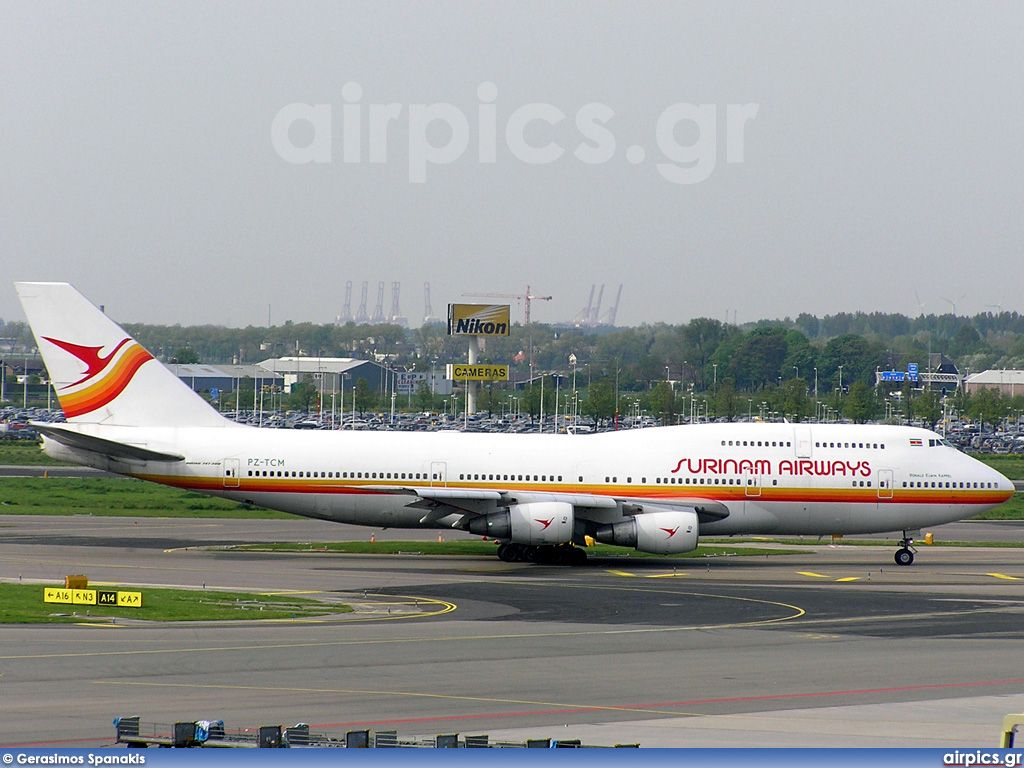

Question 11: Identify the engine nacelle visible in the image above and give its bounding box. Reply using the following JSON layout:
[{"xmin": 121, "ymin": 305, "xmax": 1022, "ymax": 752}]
[
  {"xmin": 467, "ymin": 502, "xmax": 574, "ymax": 545},
  {"xmin": 595, "ymin": 508, "xmax": 699, "ymax": 555}
]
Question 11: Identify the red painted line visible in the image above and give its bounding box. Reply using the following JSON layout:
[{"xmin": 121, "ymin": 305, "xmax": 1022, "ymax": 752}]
[
  {"xmin": 15, "ymin": 678, "xmax": 1024, "ymax": 746},
  {"xmin": 5, "ymin": 736, "xmax": 113, "ymax": 747},
  {"xmin": 311, "ymin": 677, "xmax": 1024, "ymax": 731},
  {"xmin": 642, "ymin": 677, "xmax": 1024, "ymax": 708}
]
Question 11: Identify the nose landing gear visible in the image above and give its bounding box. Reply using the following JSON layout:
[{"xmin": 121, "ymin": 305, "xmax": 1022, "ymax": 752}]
[{"xmin": 894, "ymin": 535, "xmax": 916, "ymax": 566}]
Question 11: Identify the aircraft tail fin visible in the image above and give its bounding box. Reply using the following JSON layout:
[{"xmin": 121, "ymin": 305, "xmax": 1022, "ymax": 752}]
[{"xmin": 14, "ymin": 282, "xmax": 228, "ymax": 428}]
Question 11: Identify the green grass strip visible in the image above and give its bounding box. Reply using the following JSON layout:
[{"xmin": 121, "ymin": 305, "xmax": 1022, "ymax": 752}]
[
  {"xmin": 0, "ymin": 582, "xmax": 348, "ymax": 624},
  {"xmin": 228, "ymin": 541, "xmax": 802, "ymax": 559},
  {"xmin": 0, "ymin": 441, "xmax": 68, "ymax": 466},
  {"xmin": 0, "ymin": 477, "xmax": 292, "ymax": 518}
]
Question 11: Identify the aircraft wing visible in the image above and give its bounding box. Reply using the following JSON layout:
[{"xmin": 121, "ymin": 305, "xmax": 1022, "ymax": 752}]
[
  {"xmin": 363, "ymin": 484, "xmax": 729, "ymax": 525},
  {"xmin": 33, "ymin": 423, "xmax": 186, "ymax": 463},
  {"xmin": 491, "ymin": 490, "xmax": 729, "ymax": 523},
  {"xmin": 616, "ymin": 496, "xmax": 731, "ymax": 522}
]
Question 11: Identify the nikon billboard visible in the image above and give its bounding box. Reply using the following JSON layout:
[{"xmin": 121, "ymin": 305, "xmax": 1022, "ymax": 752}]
[{"xmin": 447, "ymin": 304, "xmax": 510, "ymax": 337}]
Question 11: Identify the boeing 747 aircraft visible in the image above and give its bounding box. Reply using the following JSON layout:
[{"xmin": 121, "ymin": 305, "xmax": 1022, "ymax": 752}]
[{"xmin": 14, "ymin": 282, "xmax": 1014, "ymax": 565}]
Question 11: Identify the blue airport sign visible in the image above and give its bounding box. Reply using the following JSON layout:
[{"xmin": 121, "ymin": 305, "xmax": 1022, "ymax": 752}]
[{"xmin": 880, "ymin": 368, "xmax": 919, "ymax": 383}]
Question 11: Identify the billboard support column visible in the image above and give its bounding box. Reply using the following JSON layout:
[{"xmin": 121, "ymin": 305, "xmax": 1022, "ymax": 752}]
[{"xmin": 467, "ymin": 336, "xmax": 483, "ymax": 416}]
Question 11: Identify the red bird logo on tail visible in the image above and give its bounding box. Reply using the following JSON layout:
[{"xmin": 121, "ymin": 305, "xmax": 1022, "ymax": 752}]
[
  {"xmin": 42, "ymin": 336, "xmax": 153, "ymax": 418},
  {"xmin": 44, "ymin": 337, "xmax": 132, "ymax": 388}
]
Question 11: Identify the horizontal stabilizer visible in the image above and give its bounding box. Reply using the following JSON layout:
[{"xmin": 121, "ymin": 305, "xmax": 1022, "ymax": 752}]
[{"xmin": 35, "ymin": 424, "xmax": 185, "ymax": 463}]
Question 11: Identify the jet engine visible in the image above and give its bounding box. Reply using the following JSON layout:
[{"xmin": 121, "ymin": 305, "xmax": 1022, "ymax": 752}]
[
  {"xmin": 467, "ymin": 502, "xmax": 574, "ymax": 545},
  {"xmin": 595, "ymin": 508, "xmax": 699, "ymax": 555}
]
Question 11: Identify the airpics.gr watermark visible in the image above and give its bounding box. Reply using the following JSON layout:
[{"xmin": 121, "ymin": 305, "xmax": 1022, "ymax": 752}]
[{"xmin": 270, "ymin": 82, "xmax": 758, "ymax": 184}]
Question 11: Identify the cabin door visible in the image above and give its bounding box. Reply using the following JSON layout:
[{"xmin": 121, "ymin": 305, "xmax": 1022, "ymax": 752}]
[
  {"xmin": 222, "ymin": 458, "xmax": 240, "ymax": 488},
  {"xmin": 744, "ymin": 470, "xmax": 761, "ymax": 497},
  {"xmin": 877, "ymin": 469, "xmax": 894, "ymax": 499},
  {"xmin": 794, "ymin": 427, "xmax": 813, "ymax": 458},
  {"xmin": 430, "ymin": 461, "xmax": 447, "ymax": 487}
]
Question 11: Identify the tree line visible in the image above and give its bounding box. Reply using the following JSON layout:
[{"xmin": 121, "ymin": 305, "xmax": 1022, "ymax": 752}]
[{"xmin": 5, "ymin": 308, "xmax": 1024, "ymax": 427}]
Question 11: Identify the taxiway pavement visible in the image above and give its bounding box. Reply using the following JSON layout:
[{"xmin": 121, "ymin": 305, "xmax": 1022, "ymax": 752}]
[{"xmin": 2, "ymin": 514, "xmax": 1024, "ymax": 748}]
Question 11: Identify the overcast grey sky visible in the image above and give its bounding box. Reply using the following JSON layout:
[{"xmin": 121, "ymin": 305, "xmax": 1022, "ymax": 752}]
[{"xmin": 3, "ymin": 2, "xmax": 1022, "ymax": 329}]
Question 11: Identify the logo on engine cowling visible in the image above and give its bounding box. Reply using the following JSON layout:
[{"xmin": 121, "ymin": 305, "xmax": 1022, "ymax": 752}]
[
  {"xmin": 535, "ymin": 518, "xmax": 554, "ymax": 530},
  {"xmin": 661, "ymin": 526, "xmax": 680, "ymax": 538}
]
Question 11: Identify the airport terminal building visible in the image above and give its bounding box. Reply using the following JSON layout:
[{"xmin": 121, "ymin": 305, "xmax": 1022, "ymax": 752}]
[
  {"xmin": 964, "ymin": 369, "xmax": 1024, "ymax": 396},
  {"xmin": 172, "ymin": 357, "xmax": 451, "ymax": 397}
]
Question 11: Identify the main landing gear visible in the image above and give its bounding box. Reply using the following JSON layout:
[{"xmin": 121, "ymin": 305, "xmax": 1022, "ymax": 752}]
[
  {"xmin": 496, "ymin": 542, "xmax": 588, "ymax": 565},
  {"xmin": 894, "ymin": 535, "xmax": 916, "ymax": 566}
]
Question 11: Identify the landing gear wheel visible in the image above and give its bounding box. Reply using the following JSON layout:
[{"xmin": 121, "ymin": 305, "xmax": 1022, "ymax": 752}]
[
  {"xmin": 894, "ymin": 534, "xmax": 917, "ymax": 566},
  {"xmin": 894, "ymin": 547, "xmax": 914, "ymax": 566},
  {"xmin": 569, "ymin": 546, "xmax": 588, "ymax": 566},
  {"xmin": 497, "ymin": 543, "xmax": 519, "ymax": 562}
]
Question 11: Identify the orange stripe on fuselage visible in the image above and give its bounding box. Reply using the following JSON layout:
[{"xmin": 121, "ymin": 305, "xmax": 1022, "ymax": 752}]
[{"xmin": 131, "ymin": 474, "xmax": 1013, "ymax": 508}]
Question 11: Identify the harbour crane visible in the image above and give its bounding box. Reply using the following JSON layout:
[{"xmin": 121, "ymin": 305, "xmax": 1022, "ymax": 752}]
[{"xmin": 463, "ymin": 285, "xmax": 552, "ymax": 325}]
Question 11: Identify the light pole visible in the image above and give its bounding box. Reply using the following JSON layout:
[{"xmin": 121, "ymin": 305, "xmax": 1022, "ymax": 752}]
[
  {"xmin": 569, "ymin": 354, "xmax": 578, "ymax": 427},
  {"xmin": 615, "ymin": 365, "xmax": 620, "ymax": 430},
  {"xmin": 813, "ymin": 366, "xmax": 819, "ymax": 421},
  {"xmin": 340, "ymin": 373, "xmax": 349, "ymax": 429}
]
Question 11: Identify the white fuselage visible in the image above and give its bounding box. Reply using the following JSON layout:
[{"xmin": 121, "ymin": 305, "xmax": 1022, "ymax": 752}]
[{"xmin": 45, "ymin": 421, "xmax": 1013, "ymax": 538}]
